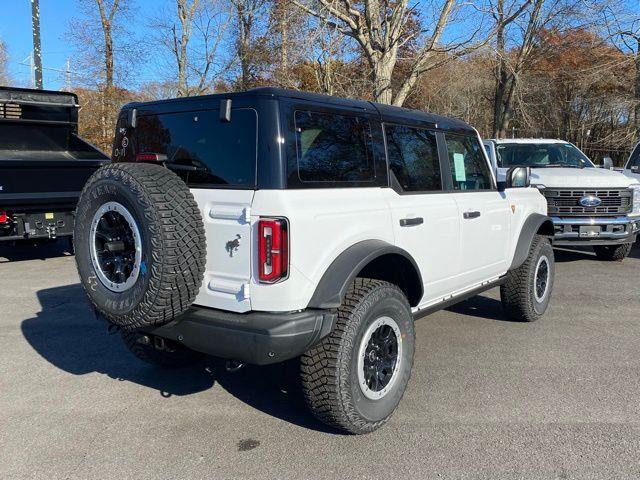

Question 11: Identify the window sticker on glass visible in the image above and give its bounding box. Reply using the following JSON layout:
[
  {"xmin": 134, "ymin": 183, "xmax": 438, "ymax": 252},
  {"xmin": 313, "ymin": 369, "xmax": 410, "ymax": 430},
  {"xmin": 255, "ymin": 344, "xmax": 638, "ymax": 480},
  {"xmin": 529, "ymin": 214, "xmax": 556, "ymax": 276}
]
[{"xmin": 453, "ymin": 153, "xmax": 466, "ymax": 182}]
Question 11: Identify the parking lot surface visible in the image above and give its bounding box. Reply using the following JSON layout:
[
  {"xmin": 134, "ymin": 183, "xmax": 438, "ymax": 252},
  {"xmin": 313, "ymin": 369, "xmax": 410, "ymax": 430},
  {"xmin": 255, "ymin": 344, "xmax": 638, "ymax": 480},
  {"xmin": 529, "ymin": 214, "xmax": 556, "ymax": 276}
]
[{"xmin": 1, "ymin": 241, "xmax": 639, "ymax": 480}]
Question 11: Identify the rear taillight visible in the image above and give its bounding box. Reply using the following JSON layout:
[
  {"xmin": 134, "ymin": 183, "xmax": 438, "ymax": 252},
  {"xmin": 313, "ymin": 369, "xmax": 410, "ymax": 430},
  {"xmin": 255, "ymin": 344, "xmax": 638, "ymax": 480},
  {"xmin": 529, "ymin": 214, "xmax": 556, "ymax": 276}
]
[
  {"xmin": 0, "ymin": 211, "xmax": 7, "ymax": 223},
  {"xmin": 258, "ymin": 218, "xmax": 289, "ymax": 283},
  {"xmin": 135, "ymin": 153, "xmax": 168, "ymax": 162}
]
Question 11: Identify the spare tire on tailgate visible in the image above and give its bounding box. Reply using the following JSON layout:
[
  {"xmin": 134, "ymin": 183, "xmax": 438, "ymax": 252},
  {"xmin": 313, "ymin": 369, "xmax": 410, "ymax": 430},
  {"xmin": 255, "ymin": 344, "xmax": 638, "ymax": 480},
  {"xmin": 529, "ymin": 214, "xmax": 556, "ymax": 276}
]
[{"xmin": 74, "ymin": 162, "xmax": 206, "ymax": 331}]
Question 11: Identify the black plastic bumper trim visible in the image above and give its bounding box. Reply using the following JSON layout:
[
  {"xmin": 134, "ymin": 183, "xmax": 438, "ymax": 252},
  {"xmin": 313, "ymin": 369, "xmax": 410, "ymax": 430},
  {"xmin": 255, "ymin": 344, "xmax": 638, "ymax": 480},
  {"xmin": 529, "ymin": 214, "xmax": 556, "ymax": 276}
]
[{"xmin": 147, "ymin": 306, "xmax": 337, "ymax": 365}]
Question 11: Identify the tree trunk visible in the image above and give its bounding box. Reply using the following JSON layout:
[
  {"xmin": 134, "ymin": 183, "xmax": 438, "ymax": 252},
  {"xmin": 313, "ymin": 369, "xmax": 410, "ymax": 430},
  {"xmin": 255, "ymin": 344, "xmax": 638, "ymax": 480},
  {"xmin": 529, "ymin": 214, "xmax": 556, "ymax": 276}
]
[
  {"xmin": 372, "ymin": 53, "xmax": 396, "ymax": 105},
  {"xmin": 635, "ymin": 39, "xmax": 640, "ymax": 137},
  {"xmin": 96, "ymin": 0, "xmax": 117, "ymax": 90}
]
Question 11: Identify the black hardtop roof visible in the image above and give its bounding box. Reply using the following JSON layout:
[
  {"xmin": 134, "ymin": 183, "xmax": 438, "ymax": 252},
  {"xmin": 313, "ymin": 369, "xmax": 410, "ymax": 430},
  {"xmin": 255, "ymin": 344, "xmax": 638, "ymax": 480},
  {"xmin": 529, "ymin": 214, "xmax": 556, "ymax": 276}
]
[{"xmin": 124, "ymin": 86, "xmax": 475, "ymax": 134}]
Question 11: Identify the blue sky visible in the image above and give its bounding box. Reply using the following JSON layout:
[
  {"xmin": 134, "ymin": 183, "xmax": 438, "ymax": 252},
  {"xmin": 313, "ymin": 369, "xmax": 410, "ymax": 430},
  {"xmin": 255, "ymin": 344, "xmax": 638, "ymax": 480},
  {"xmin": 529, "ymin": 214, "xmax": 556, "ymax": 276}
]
[
  {"xmin": 1, "ymin": 0, "xmax": 160, "ymax": 89},
  {"xmin": 2, "ymin": 0, "xmax": 637, "ymax": 91}
]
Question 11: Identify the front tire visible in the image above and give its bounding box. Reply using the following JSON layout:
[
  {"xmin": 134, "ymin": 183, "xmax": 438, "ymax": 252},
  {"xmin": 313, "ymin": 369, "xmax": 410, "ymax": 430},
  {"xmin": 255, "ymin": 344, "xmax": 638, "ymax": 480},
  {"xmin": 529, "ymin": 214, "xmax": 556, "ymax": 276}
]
[
  {"xmin": 300, "ymin": 279, "xmax": 415, "ymax": 434},
  {"xmin": 501, "ymin": 235, "xmax": 555, "ymax": 322},
  {"xmin": 593, "ymin": 243, "xmax": 633, "ymax": 261}
]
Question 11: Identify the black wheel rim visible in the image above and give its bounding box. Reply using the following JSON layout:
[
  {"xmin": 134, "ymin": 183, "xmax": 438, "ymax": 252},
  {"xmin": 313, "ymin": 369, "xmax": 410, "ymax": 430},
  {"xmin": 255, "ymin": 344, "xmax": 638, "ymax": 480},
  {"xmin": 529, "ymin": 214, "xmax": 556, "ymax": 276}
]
[
  {"xmin": 90, "ymin": 202, "xmax": 142, "ymax": 292},
  {"xmin": 534, "ymin": 256, "xmax": 549, "ymax": 302},
  {"xmin": 363, "ymin": 324, "xmax": 399, "ymax": 392}
]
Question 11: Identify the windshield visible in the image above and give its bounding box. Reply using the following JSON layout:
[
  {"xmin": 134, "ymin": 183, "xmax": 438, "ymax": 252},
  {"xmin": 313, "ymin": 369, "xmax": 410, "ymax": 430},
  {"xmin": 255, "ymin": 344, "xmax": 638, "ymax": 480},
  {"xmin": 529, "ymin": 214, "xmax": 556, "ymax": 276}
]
[{"xmin": 495, "ymin": 143, "xmax": 595, "ymax": 168}]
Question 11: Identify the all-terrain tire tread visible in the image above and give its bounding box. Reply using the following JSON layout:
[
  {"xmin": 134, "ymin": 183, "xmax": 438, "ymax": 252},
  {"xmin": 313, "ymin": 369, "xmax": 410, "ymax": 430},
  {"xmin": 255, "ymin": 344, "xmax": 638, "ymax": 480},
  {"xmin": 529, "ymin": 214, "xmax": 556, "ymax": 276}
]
[
  {"xmin": 75, "ymin": 163, "xmax": 206, "ymax": 331},
  {"xmin": 593, "ymin": 243, "xmax": 633, "ymax": 261},
  {"xmin": 500, "ymin": 235, "xmax": 553, "ymax": 322},
  {"xmin": 300, "ymin": 278, "xmax": 412, "ymax": 434}
]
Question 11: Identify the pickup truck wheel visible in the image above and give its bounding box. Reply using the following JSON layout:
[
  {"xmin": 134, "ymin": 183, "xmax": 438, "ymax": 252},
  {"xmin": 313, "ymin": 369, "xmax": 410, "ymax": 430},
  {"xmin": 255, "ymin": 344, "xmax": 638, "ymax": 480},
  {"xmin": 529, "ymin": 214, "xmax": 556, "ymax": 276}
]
[
  {"xmin": 300, "ymin": 278, "xmax": 415, "ymax": 434},
  {"xmin": 74, "ymin": 163, "xmax": 206, "ymax": 331},
  {"xmin": 121, "ymin": 331, "xmax": 202, "ymax": 368},
  {"xmin": 500, "ymin": 235, "xmax": 554, "ymax": 322},
  {"xmin": 593, "ymin": 243, "xmax": 633, "ymax": 261}
]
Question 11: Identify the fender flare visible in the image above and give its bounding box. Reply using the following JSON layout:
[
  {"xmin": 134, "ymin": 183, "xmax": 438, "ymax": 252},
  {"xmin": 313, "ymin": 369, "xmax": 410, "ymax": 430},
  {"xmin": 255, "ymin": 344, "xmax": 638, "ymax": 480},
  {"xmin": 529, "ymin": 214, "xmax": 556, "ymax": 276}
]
[
  {"xmin": 510, "ymin": 213, "xmax": 555, "ymax": 270},
  {"xmin": 307, "ymin": 239, "xmax": 423, "ymax": 309}
]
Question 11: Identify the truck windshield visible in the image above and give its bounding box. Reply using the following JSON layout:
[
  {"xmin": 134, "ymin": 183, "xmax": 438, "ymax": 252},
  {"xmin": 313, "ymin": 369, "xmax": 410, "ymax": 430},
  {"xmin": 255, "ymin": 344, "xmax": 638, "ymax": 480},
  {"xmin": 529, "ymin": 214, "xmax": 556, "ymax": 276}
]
[{"xmin": 496, "ymin": 143, "xmax": 595, "ymax": 169}]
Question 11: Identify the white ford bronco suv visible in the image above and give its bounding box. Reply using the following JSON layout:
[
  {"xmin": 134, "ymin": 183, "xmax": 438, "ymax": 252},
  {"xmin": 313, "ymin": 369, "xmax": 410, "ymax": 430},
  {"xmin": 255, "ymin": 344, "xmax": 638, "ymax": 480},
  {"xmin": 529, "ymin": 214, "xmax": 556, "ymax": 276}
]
[
  {"xmin": 484, "ymin": 139, "xmax": 640, "ymax": 261},
  {"xmin": 75, "ymin": 88, "xmax": 555, "ymax": 434}
]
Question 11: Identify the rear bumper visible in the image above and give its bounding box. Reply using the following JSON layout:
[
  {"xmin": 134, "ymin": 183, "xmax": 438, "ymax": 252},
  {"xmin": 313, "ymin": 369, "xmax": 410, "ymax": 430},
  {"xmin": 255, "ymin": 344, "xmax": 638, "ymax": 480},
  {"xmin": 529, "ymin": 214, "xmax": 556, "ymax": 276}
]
[
  {"xmin": 550, "ymin": 216, "xmax": 639, "ymax": 246},
  {"xmin": 0, "ymin": 210, "xmax": 75, "ymax": 241},
  {"xmin": 147, "ymin": 306, "xmax": 337, "ymax": 365}
]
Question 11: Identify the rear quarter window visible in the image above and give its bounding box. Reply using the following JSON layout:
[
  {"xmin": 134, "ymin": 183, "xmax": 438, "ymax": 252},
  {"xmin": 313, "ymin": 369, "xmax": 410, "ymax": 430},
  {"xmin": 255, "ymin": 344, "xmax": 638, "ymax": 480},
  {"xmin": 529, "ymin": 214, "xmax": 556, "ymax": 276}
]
[
  {"xmin": 135, "ymin": 108, "xmax": 257, "ymax": 188},
  {"xmin": 291, "ymin": 110, "xmax": 375, "ymax": 185}
]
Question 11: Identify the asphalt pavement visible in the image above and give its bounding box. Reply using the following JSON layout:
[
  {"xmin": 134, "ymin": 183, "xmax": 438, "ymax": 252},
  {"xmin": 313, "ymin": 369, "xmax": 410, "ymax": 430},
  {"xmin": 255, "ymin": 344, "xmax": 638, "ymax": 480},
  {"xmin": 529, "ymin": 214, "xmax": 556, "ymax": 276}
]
[{"xmin": 1, "ymin": 241, "xmax": 639, "ymax": 479}]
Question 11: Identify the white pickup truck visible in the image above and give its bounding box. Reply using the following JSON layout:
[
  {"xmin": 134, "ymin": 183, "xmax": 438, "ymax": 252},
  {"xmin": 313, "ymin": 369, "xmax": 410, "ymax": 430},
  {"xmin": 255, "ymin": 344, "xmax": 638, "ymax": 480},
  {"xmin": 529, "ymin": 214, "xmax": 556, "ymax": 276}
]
[{"xmin": 484, "ymin": 139, "xmax": 640, "ymax": 261}]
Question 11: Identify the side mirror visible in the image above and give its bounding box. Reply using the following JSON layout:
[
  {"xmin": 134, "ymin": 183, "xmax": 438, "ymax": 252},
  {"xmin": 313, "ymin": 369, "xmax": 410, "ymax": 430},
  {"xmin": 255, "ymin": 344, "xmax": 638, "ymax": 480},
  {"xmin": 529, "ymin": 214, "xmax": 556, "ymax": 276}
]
[
  {"xmin": 499, "ymin": 166, "xmax": 531, "ymax": 191},
  {"xmin": 602, "ymin": 157, "xmax": 613, "ymax": 170}
]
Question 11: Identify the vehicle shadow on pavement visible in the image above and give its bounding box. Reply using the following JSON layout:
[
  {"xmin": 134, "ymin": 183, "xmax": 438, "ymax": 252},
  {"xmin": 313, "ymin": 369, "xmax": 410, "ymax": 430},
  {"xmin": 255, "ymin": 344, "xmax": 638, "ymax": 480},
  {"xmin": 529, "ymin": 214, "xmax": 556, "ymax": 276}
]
[
  {"xmin": 21, "ymin": 283, "xmax": 340, "ymax": 433},
  {"xmin": 552, "ymin": 247, "xmax": 595, "ymax": 263},
  {"xmin": 212, "ymin": 361, "xmax": 341, "ymax": 434},
  {"xmin": 21, "ymin": 283, "xmax": 216, "ymax": 397},
  {"xmin": 0, "ymin": 239, "xmax": 73, "ymax": 263},
  {"xmin": 445, "ymin": 294, "xmax": 513, "ymax": 322},
  {"xmin": 627, "ymin": 243, "xmax": 640, "ymax": 260}
]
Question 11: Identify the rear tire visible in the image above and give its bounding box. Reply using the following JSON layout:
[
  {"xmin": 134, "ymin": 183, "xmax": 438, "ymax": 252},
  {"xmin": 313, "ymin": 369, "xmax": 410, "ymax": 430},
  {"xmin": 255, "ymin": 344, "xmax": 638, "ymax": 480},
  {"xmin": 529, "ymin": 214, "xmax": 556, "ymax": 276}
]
[
  {"xmin": 74, "ymin": 163, "xmax": 206, "ymax": 331},
  {"xmin": 593, "ymin": 243, "xmax": 633, "ymax": 261},
  {"xmin": 300, "ymin": 278, "xmax": 415, "ymax": 434},
  {"xmin": 121, "ymin": 331, "xmax": 202, "ymax": 368},
  {"xmin": 501, "ymin": 235, "xmax": 554, "ymax": 322}
]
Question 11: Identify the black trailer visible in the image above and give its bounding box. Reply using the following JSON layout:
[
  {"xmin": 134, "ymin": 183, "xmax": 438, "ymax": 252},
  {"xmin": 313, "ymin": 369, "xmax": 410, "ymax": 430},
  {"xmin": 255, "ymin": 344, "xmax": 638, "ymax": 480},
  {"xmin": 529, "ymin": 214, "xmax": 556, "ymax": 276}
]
[{"xmin": 0, "ymin": 87, "xmax": 109, "ymax": 242}]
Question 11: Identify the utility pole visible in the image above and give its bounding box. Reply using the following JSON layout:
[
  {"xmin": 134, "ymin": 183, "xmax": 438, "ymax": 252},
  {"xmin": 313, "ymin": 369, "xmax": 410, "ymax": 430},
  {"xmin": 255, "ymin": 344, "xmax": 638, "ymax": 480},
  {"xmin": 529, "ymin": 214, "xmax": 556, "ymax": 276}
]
[
  {"xmin": 31, "ymin": 0, "xmax": 43, "ymax": 89},
  {"xmin": 65, "ymin": 58, "xmax": 71, "ymax": 91}
]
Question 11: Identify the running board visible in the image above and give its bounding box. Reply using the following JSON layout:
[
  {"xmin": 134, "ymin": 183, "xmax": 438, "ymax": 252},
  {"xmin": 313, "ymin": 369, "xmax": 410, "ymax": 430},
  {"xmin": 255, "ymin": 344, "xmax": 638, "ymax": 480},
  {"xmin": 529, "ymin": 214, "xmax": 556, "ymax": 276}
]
[{"xmin": 413, "ymin": 277, "xmax": 506, "ymax": 321}]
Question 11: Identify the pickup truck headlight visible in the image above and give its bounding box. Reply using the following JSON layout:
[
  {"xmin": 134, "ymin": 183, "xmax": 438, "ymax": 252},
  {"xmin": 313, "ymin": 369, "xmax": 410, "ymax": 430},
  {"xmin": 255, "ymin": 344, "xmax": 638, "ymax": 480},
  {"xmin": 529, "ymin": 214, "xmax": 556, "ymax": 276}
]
[{"xmin": 631, "ymin": 185, "xmax": 640, "ymax": 216}]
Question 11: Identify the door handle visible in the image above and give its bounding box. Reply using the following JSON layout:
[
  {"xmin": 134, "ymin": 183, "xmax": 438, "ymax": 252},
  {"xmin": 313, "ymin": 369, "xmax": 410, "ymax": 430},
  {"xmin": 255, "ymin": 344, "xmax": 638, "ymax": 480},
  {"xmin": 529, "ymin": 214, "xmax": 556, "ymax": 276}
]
[
  {"xmin": 400, "ymin": 217, "xmax": 424, "ymax": 227},
  {"xmin": 463, "ymin": 211, "xmax": 481, "ymax": 219}
]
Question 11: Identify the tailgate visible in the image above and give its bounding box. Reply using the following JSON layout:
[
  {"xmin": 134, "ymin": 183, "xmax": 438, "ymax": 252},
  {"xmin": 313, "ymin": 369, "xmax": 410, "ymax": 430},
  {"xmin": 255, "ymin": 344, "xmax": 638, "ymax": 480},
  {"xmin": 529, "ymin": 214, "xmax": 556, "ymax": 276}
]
[
  {"xmin": 0, "ymin": 158, "xmax": 105, "ymax": 208},
  {"xmin": 192, "ymin": 189, "xmax": 255, "ymax": 313}
]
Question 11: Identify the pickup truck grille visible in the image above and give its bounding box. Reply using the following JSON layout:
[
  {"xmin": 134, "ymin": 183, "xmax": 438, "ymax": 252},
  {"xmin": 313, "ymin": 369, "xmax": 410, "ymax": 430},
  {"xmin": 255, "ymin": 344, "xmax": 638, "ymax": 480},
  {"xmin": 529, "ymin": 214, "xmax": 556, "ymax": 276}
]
[{"xmin": 542, "ymin": 189, "xmax": 632, "ymax": 217}]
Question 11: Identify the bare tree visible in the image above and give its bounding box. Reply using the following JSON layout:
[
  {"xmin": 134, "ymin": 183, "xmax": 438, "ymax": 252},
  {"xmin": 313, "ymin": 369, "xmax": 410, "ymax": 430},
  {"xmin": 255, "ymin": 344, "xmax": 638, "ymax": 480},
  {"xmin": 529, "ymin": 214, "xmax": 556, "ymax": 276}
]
[
  {"xmin": 490, "ymin": 0, "xmax": 543, "ymax": 137},
  {"xmin": 173, "ymin": 0, "xmax": 200, "ymax": 96},
  {"xmin": 96, "ymin": 0, "xmax": 120, "ymax": 89},
  {"xmin": 68, "ymin": 0, "xmax": 138, "ymax": 150},
  {"xmin": 604, "ymin": 3, "xmax": 640, "ymax": 136},
  {"xmin": 150, "ymin": 0, "xmax": 232, "ymax": 96},
  {"xmin": 231, "ymin": 0, "xmax": 269, "ymax": 89},
  {"xmin": 68, "ymin": 0, "xmax": 138, "ymax": 88},
  {"xmin": 292, "ymin": 0, "xmax": 494, "ymax": 106}
]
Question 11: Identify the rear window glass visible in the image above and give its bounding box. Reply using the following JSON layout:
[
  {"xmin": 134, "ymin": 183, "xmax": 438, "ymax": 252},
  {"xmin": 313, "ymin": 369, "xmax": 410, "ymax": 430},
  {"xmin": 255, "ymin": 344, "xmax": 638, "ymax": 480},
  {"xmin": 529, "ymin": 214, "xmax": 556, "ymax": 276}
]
[
  {"xmin": 135, "ymin": 109, "xmax": 257, "ymax": 188},
  {"xmin": 294, "ymin": 110, "xmax": 374, "ymax": 183}
]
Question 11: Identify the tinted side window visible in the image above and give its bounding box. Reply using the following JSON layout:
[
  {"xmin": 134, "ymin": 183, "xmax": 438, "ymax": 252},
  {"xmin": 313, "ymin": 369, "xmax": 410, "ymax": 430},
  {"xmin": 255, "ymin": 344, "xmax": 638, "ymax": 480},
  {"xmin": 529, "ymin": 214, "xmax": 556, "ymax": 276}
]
[
  {"xmin": 136, "ymin": 109, "xmax": 257, "ymax": 188},
  {"xmin": 384, "ymin": 125, "xmax": 441, "ymax": 192},
  {"xmin": 294, "ymin": 110, "xmax": 374, "ymax": 183},
  {"xmin": 445, "ymin": 135, "xmax": 493, "ymax": 190}
]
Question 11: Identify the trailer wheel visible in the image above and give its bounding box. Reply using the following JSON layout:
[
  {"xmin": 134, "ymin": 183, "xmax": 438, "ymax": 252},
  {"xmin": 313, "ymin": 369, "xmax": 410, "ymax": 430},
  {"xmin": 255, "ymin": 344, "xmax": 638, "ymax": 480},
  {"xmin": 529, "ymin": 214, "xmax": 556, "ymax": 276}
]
[{"xmin": 74, "ymin": 163, "xmax": 206, "ymax": 331}]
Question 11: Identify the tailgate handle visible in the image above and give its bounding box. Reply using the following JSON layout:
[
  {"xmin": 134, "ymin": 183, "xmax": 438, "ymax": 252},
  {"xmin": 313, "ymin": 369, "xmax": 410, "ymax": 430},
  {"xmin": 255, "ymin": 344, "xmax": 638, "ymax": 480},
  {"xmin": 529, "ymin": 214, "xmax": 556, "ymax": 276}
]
[
  {"xmin": 463, "ymin": 211, "xmax": 481, "ymax": 219},
  {"xmin": 400, "ymin": 217, "xmax": 423, "ymax": 227}
]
